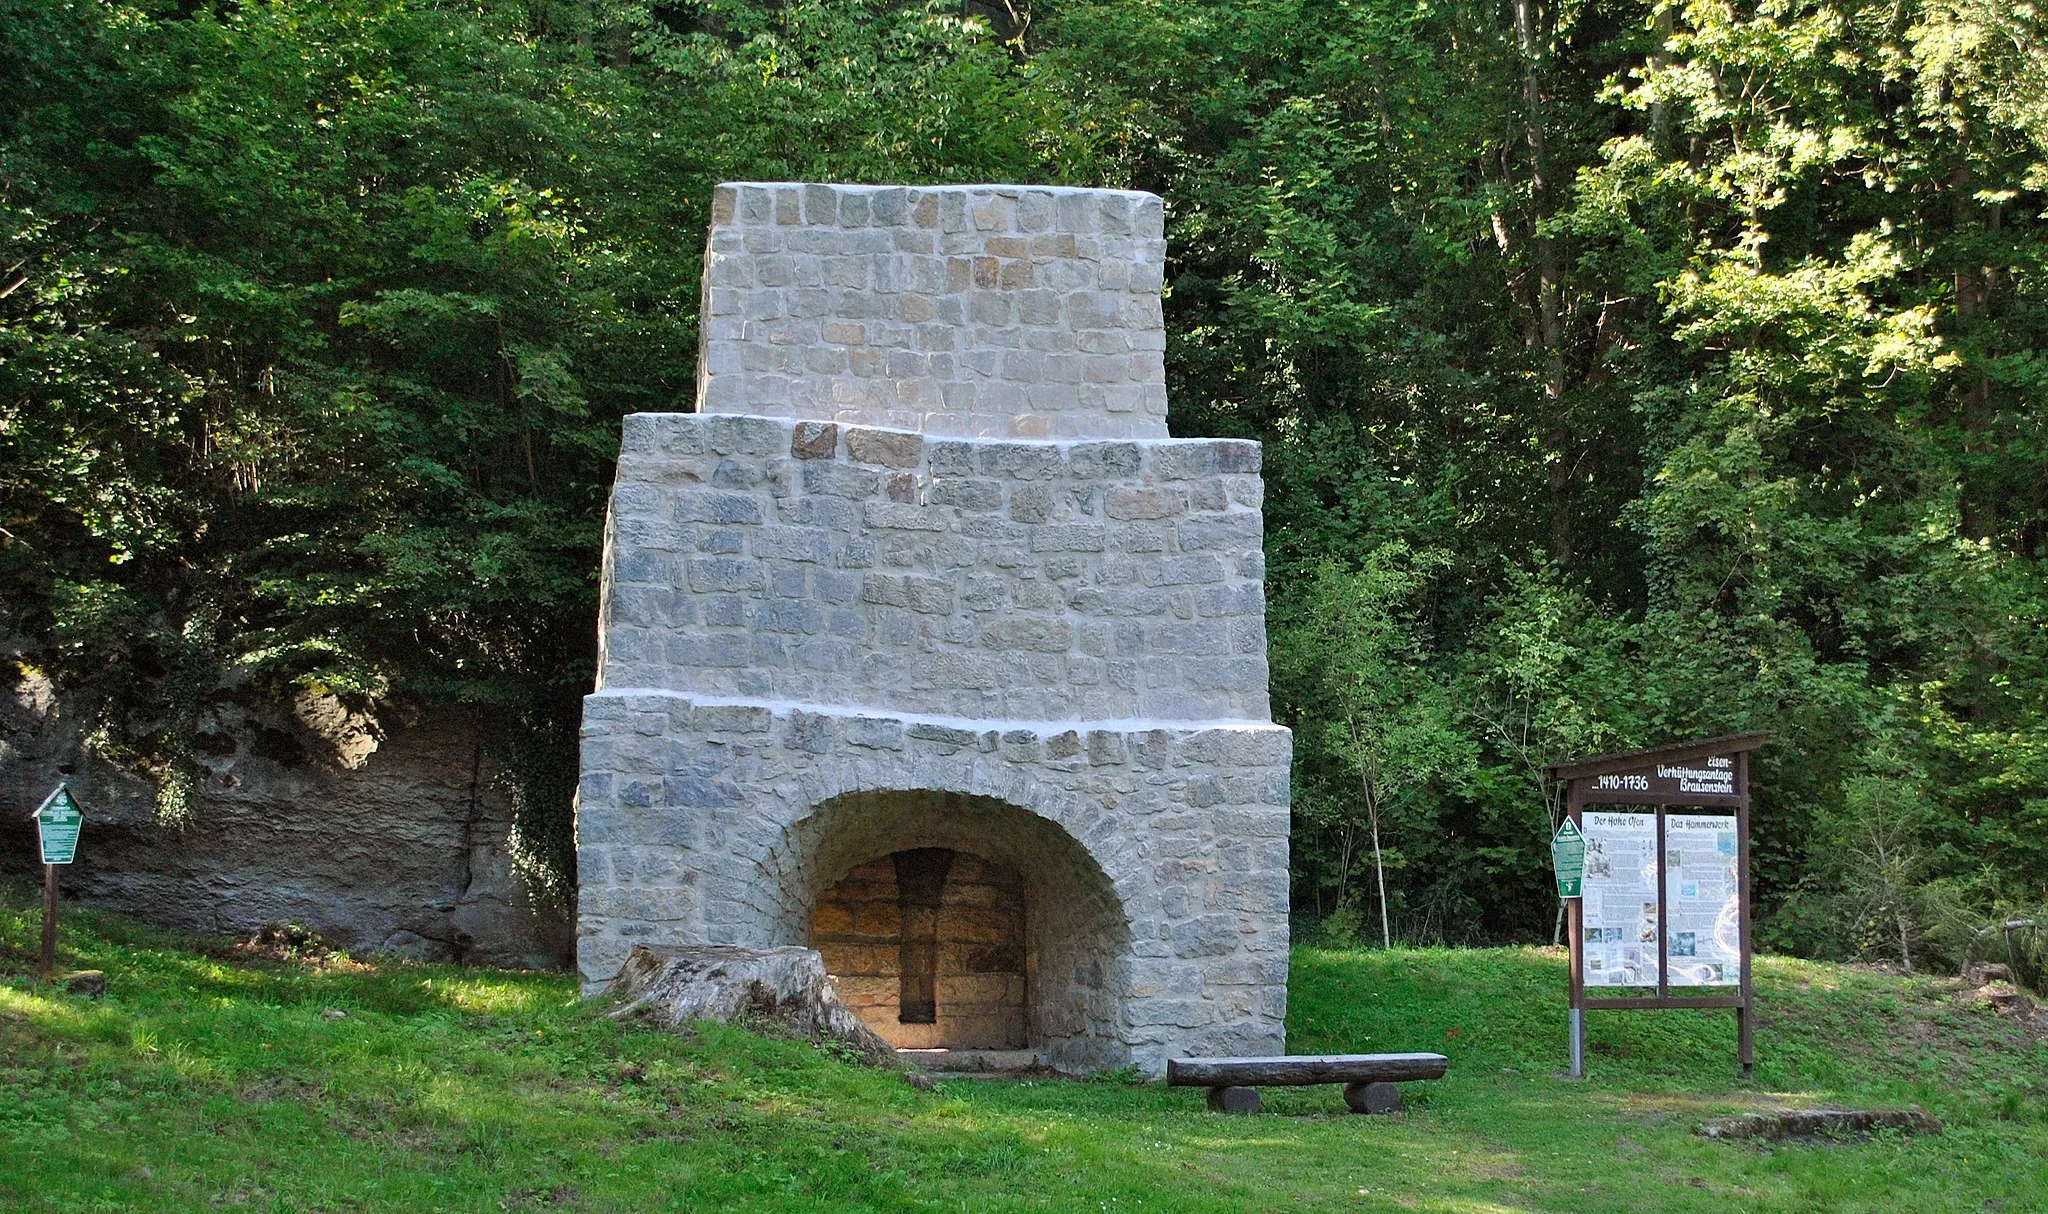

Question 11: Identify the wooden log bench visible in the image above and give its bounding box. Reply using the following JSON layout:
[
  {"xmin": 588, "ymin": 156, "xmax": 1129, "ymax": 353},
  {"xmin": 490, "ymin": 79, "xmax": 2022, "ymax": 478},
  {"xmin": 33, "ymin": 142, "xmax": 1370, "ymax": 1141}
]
[{"xmin": 1166, "ymin": 1053, "xmax": 1449, "ymax": 1115}]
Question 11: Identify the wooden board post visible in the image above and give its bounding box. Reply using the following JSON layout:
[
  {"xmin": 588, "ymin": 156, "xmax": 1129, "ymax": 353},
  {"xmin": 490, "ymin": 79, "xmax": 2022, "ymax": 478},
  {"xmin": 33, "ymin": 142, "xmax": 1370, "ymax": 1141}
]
[
  {"xmin": 1565, "ymin": 779, "xmax": 1585, "ymax": 1079},
  {"xmin": 40, "ymin": 863, "xmax": 58, "ymax": 976},
  {"xmin": 1549, "ymin": 732, "xmax": 1767, "ymax": 1082},
  {"xmin": 31, "ymin": 783, "xmax": 85, "ymax": 979},
  {"xmin": 1736, "ymin": 748, "xmax": 1754, "ymax": 1079}
]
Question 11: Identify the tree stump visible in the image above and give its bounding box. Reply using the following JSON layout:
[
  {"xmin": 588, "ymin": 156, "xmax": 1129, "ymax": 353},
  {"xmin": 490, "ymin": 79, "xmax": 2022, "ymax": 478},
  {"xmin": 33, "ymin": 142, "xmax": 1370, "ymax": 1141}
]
[{"xmin": 604, "ymin": 944, "xmax": 898, "ymax": 1066}]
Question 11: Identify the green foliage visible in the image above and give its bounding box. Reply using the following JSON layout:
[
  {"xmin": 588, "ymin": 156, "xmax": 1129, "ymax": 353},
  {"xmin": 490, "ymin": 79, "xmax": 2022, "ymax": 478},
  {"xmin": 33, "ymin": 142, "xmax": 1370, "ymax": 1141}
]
[
  {"xmin": 0, "ymin": 0, "xmax": 1101, "ymax": 887},
  {"xmin": 3, "ymin": 0, "xmax": 2045, "ymax": 956},
  {"xmin": 1039, "ymin": 0, "xmax": 2048, "ymax": 952},
  {"xmin": 1273, "ymin": 545, "xmax": 1472, "ymax": 943},
  {"xmin": 1814, "ymin": 771, "xmax": 1942, "ymax": 969}
]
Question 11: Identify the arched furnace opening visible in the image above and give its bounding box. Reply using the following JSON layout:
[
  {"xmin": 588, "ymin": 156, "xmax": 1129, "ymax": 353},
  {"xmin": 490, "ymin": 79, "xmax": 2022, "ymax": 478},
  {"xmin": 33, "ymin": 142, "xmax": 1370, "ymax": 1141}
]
[{"xmin": 778, "ymin": 789, "xmax": 1131, "ymax": 1071}]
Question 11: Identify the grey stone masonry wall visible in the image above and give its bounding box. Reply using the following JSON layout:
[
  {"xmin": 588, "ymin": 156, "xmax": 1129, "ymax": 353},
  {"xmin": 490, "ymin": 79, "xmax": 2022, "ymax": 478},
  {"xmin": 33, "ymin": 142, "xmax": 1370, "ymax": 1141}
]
[
  {"xmin": 699, "ymin": 184, "xmax": 1167, "ymax": 440},
  {"xmin": 579, "ymin": 183, "xmax": 1290, "ymax": 1075},
  {"xmin": 576, "ymin": 694, "xmax": 1291, "ymax": 1074},
  {"xmin": 599, "ymin": 414, "xmax": 1270, "ymax": 723}
]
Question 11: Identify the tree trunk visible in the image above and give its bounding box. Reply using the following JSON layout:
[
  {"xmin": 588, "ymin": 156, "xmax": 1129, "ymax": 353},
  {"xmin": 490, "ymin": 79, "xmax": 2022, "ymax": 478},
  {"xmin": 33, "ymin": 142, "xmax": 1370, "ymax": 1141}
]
[
  {"xmin": 1953, "ymin": 154, "xmax": 2001, "ymax": 543},
  {"xmin": 1367, "ymin": 787, "xmax": 1392, "ymax": 949},
  {"xmin": 1648, "ymin": 5, "xmax": 1675, "ymax": 154},
  {"xmin": 1332, "ymin": 820, "xmax": 1356, "ymax": 919},
  {"xmin": 1513, "ymin": 0, "xmax": 1572, "ymax": 566}
]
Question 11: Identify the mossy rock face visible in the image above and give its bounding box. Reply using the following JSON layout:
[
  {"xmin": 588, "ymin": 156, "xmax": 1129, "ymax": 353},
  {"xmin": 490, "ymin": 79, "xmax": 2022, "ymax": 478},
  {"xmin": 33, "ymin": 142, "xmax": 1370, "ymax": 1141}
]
[{"xmin": 60, "ymin": 969, "xmax": 105, "ymax": 998}]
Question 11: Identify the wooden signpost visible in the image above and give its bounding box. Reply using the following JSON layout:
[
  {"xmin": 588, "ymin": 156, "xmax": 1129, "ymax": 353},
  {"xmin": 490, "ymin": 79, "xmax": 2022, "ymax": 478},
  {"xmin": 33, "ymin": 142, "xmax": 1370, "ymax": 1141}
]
[
  {"xmin": 1548, "ymin": 732, "xmax": 1766, "ymax": 1080},
  {"xmin": 31, "ymin": 784, "xmax": 85, "ymax": 977}
]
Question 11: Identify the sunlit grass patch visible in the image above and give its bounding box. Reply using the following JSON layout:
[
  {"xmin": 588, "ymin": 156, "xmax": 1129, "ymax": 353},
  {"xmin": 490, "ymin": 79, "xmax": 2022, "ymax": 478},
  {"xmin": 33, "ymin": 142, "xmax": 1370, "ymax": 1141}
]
[
  {"xmin": 0, "ymin": 881, "xmax": 2042, "ymax": 1211},
  {"xmin": 416, "ymin": 973, "xmax": 564, "ymax": 1015}
]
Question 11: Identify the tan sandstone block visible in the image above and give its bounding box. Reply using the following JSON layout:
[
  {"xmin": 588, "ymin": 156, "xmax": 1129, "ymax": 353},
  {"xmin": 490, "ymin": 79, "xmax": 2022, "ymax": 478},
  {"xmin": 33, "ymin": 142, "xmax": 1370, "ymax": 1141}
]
[
  {"xmin": 845, "ymin": 427, "xmax": 924, "ymax": 468},
  {"xmin": 811, "ymin": 900, "xmax": 855, "ymax": 933}
]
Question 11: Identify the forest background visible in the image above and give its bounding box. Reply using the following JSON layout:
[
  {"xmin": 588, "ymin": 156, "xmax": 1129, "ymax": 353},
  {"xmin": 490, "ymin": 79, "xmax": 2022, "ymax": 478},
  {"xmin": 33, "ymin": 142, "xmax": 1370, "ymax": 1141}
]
[{"xmin": 4, "ymin": 0, "xmax": 2045, "ymax": 976}]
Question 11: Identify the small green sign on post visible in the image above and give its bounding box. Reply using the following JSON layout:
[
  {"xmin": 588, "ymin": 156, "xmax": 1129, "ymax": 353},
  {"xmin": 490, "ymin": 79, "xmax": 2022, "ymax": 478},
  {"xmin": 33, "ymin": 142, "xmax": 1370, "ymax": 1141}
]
[
  {"xmin": 35, "ymin": 786, "xmax": 83, "ymax": 866},
  {"xmin": 31, "ymin": 783, "xmax": 84, "ymax": 977},
  {"xmin": 1551, "ymin": 818, "xmax": 1585, "ymax": 898}
]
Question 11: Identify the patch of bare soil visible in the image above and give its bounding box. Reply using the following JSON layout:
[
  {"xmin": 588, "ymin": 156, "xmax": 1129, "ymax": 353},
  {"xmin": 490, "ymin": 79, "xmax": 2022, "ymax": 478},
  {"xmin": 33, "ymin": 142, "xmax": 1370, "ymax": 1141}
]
[
  {"xmin": 238, "ymin": 1075, "xmax": 325, "ymax": 1104},
  {"xmin": 499, "ymin": 1183, "xmax": 581, "ymax": 1210},
  {"xmin": 1951, "ymin": 980, "xmax": 2043, "ymax": 1039},
  {"xmin": 0, "ymin": 1009, "xmax": 44, "ymax": 1047},
  {"xmin": 212, "ymin": 923, "xmax": 374, "ymax": 974},
  {"xmin": 0, "ymin": 934, "xmax": 45, "ymax": 975}
]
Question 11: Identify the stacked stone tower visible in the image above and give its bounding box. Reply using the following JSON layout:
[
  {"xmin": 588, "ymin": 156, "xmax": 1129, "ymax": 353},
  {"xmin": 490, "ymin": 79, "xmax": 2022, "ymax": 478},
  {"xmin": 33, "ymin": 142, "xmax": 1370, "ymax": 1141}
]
[{"xmin": 575, "ymin": 183, "xmax": 1291, "ymax": 1074}]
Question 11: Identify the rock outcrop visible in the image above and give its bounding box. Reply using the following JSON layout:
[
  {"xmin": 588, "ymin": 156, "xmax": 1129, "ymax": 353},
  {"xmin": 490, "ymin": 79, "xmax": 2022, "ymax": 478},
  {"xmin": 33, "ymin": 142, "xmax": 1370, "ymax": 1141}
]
[{"xmin": 0, "ymin": 665, "xmax": 570, "ymax": 968}]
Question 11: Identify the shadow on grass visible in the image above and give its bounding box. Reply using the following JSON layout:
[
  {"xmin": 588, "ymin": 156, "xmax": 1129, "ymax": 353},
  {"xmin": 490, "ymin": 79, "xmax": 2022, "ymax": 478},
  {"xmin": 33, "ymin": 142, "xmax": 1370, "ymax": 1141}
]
[{"xmin": 0, "ymin": 880, "xmax": 2042, "ymax": 1212}]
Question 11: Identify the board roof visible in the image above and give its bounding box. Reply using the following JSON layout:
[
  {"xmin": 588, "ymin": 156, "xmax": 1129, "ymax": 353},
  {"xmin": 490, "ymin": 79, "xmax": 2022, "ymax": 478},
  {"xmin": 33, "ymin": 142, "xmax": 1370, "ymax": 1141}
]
[{"xmin": 1546, "ymin": 731, "xmax": 1768, "ymax": 782}]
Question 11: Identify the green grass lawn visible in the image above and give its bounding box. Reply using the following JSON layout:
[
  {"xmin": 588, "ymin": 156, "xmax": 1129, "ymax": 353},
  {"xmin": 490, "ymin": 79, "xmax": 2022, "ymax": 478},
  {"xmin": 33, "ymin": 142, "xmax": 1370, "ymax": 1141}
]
[{"xmin": 1, "ymin": 883, "xmax": 2043, "ymax": 1212}]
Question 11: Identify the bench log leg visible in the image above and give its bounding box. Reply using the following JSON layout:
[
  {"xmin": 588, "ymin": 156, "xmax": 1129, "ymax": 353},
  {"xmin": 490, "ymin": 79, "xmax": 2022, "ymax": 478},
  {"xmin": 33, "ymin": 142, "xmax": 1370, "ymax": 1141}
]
[
  {"xmin": 1206, "ymin": 1086, "xmax": 1262, "ymax": 1114},
  {"xmin": 1343, "ymin": 1081, "xmax": 1402, "ymax": 1114}
]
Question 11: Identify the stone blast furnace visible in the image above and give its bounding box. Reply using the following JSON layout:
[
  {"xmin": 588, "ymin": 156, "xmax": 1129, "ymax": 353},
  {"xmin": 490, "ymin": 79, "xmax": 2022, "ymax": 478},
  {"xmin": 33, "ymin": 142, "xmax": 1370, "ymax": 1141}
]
[{"xmin": 576, "ymin": 183, "xmax": 1291, "ymax": 1074}]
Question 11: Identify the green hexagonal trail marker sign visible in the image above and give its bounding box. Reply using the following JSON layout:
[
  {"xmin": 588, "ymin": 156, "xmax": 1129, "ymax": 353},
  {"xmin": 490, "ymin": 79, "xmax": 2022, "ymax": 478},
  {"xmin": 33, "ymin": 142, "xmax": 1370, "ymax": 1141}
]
[
  {"xmin": 1551, "ymin": 818, "xmax": 1585, "ymax": 898},
  {"xmin": 31, "ymin": 783, "xmax": 84, "ymax": 976},
  {"xmin": 34, "ymin": 786, "xmax": 83, "ymax": 866}
]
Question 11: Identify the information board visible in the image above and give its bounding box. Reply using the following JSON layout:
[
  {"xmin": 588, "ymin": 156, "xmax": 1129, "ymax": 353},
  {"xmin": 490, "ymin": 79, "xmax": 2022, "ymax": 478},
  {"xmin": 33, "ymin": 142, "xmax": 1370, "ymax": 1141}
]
[
  {"xmin": 1580, "ymin": 811, "xmax": 1658, "ymax": 988},
  {"xmin": 1550, "ymin": 732, "xmax": 1764, "ymax": 1080},
  {"xmin": 34, "ymin": 786, "xmax": 83, "ymax": 866},
  {"xmin": 1664, "ymin": 814, "xmax": 1740, "ymax": 986},
  {"xmin": 1582, "ymin": 754, "xmax": 1739, "ymax": 803},
  {"xmin": 1551, "ymin": 818, "xmax": 1585, "ymax": 897}
]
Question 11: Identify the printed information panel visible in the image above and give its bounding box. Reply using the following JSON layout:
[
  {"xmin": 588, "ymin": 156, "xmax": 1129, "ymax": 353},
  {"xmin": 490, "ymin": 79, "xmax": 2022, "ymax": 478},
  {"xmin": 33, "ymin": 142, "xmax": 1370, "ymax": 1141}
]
[
  {"xmin": 34, "ymin": 786, "xmax": 83, "ymax": 866},
  {"xmin": 1580, "ymin": 811, "xmax": 1658, "ymax": 988},
  {"xmin": 1664, "ymin": 813, "xmax": 1741, "ymax": 986}
]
